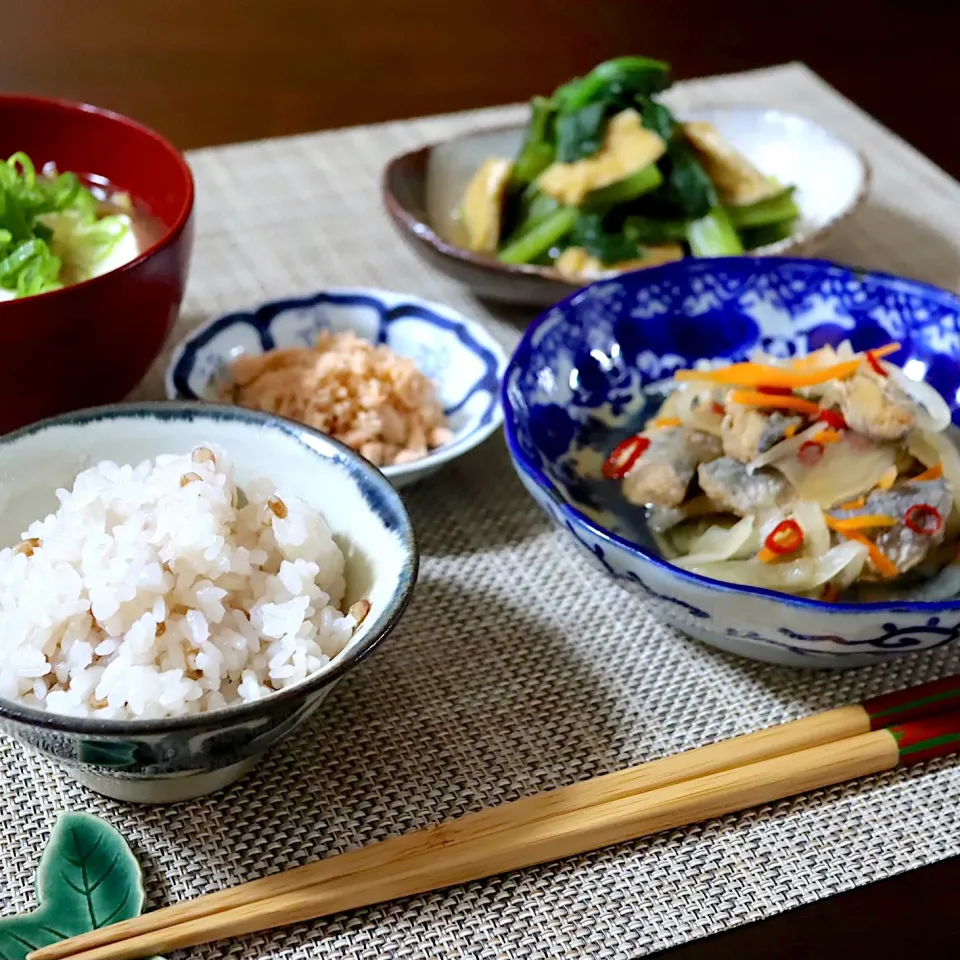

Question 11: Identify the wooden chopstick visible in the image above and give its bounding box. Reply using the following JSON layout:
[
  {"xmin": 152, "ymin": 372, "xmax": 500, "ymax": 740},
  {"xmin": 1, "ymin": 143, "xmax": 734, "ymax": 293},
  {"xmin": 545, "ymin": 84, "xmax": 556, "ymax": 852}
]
[
  {"xmin": 30, "ymin": 676, "xmax": 960, "ymax": 960},
  {"xmin": 30, "ymin": 704, "xmax": 870, "ymax": 960}
]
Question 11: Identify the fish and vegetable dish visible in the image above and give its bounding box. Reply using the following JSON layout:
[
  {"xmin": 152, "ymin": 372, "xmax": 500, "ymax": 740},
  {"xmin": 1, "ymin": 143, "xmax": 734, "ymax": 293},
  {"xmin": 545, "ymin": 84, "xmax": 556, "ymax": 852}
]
[
  {"xmin": 0, "ymin": 151, "xmax": 161, "ymax": 301},
  {"xmin": 457, "ymin": 55, "xmax": 799, "ymax": 280},
  {"xmin": 602, "ymin": 343, "xmax": 960, "ymax": 601}
]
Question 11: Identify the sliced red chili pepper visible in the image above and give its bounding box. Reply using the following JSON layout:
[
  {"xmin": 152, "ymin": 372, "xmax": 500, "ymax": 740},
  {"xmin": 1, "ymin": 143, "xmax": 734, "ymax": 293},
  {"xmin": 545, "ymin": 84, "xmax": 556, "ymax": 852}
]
[
  {"xmin": 602, "ymin": 435, "xmax": 650, "ymax": 480},
  {"xmin": 764, "ymin": 518, "xmax": 805, "ymax": 556},
  {"xmin": 904, "ymin": 503, "xmax": 943, "ymax": 536},
  {"xmin": 817, "ymin": 408, "xmax": 847, "ymax": 431},
  {"xmin": 797, "ymin": 440, "xmax": 825, "ymax": 466},
  {"xmin": 711, "ymin": 402, "xmax": 726, "ymax": 416},
  {"xmin": 756, "ymin": 385, "xmax": 795, "ymax": 396},
  {"xmin": 866, "ymin": 350, "xmax": 889, "ymax": 377}
]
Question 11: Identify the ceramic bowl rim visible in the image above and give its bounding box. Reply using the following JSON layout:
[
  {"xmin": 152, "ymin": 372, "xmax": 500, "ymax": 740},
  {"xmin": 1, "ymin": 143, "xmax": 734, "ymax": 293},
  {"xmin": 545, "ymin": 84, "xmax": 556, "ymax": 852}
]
[
  {"xmin": 381, "ymin": 104, "xmax": 871, "ymax": 281},
  {"xmin": 0, "ymin": 400, "xmax": 419, "ymax": 736},
  {"xmin": 677, "ymin": 102, "xmax": 872, "ymax": 256},
  {"xmin": 164, "ymin": 286, "xmax": 508, "ymax": 480},
  {"xmin": 382, "ymin": 130, "xmax": 576, "ymax": 284},
  {"xmin": 502, "ymin": 254, "xmax": 960, "ymax": 615},
  {"xmin": 0, "ymin": 93, "xmax": 195, "ymax": 310}
]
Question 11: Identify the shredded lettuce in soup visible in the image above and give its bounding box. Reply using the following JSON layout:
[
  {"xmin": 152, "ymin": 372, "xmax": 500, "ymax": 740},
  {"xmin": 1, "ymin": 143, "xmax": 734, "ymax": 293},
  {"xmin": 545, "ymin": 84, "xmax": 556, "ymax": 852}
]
[{"xmin": 0, "ymin": 152, "xmax": 137, "ymax": 298}]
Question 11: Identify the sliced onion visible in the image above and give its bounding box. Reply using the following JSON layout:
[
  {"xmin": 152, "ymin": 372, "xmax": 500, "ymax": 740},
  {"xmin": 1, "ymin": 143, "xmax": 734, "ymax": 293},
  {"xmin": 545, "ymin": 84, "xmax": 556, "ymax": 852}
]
[
  {"xmin": 771, "ymin": 434, "xmax": 897, "ymax": 508},
  {"xmin": 655, "ymin": 388, "xmax": 684, "ymax": 420},
  {"xmin": 674, "ymin": 516, "xmax": 756, "ymax": 568},
  {"xmin": 830, "ymin": 541, "xmax": 870, "ymax": 592},
  {"xmin": 655, "ymin": 382, "xmax": 726, "ymax": 437},
  {"xmin": 908, "ymin": 427, "xmax": 960, "ymax": 537},
  {"xmin": 688, "ymin": 541, "xmax": 871, "ymax": 593},
  {"xmin": 887, "ymin": 562, "xmax": 960, "ymax": 602},
  {"xmin": 791, "ymin": 500, "xmax": 831, "ymax": 560},
  {"xmin": 888, "ymin": 367, "xmax": 952, "ymax": 433},
  {"xmin": 672, "ymin": 383, "xmax": 707, "ymax": 420},
  {"xmin": 906, "ymin": 428, "xmax": 940, "ymax": 468},
  {"xmin": 685, "ymin": 408, "xmax": 725, "ymax": 436},
  {"xmin": 643, "ymin": 371, "xmax": 717, "ymax": 398},
  {"xmin": 666, "ymin": 517, "xmax": 717, "ymax": 556},
  {"xmin": 747, "ymin": 421, "xmax": 825, "ymax": 473},
  {"xmin": 747, "ymin": 346, "xmax": 790, "ymax": 366}
]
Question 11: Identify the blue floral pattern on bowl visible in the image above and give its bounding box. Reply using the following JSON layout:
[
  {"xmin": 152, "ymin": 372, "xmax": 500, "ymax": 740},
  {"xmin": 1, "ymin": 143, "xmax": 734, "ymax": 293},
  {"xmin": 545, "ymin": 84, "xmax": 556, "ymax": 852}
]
[
  {"xmin": 503, "ymin": 257, "xmax": 960, "ymax": 668},
  {"xmin": 166, "ymin": 288, "xmax": 508, "ymax": 488}
]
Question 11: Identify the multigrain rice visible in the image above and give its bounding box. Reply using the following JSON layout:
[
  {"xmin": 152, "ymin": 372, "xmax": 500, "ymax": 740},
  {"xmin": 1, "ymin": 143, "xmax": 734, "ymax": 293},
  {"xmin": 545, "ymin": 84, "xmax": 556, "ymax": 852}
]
[{"xmin": 0, "ymin": 445, "xmax": 359, "ymax": 720}]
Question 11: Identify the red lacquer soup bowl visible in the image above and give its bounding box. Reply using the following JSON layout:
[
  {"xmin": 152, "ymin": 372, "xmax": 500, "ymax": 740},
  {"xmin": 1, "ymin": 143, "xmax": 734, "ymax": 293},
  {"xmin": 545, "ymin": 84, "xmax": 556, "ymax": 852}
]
[{"xmin": 0, "ymin": 96, "xmax": 195, "ymax": 433}]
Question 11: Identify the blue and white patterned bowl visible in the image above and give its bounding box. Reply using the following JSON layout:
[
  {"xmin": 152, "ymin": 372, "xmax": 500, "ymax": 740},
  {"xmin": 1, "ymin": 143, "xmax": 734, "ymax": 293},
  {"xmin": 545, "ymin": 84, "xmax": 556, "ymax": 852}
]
[
  {"xmin": 503, "ymin": 257, "xmax": 960, "ymax": 669},
  {"xmin": 166, "ymin": 288, "xmax": 508, "ymax": 489}
]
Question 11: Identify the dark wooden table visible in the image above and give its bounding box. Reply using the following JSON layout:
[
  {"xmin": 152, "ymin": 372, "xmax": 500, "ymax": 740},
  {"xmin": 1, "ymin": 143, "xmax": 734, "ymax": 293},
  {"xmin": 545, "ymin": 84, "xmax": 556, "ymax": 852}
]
[{"xmin": 2, "ymin": 1, "xmax": 958, "ymax": 955}]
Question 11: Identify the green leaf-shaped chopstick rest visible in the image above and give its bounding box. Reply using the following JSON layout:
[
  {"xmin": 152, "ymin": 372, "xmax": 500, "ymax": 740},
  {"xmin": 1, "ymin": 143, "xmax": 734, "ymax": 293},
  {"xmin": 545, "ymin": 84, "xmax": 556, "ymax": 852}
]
[{"xmin": 0, "ymin": 813, "xmax": 147, "ymax": 960}]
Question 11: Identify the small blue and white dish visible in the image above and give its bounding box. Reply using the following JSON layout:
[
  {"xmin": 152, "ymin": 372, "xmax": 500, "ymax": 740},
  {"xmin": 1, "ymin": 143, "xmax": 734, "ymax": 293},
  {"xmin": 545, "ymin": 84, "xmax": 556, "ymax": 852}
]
[
  {"xmin": 166, "ymin": 288, "xmax": 508, "ymax": 489},
  {"xmin": 0, "ymin": 402, "xmax": 417, "ymax": 802},
  {"xmin": 503, "ymin": 257, "xmax": 960, "ymax": 669}
]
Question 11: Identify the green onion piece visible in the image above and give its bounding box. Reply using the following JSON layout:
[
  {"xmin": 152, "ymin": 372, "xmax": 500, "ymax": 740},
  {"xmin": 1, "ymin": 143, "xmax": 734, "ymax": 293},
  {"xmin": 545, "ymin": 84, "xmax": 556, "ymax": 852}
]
[
  {"xmin": 7, "ymin": 152, "xmax": 36, "ymax": 189},
  {"xmin": 1, "ymin": 191, "xmax": 34, "ymax": 243},
  {"xmin": 0, "ymin": 237, "xmax": 47, "ymax": 280},
  {"xmin": 48, "ymin": 172, "xmax": 85, "ymax": 213},
  {"xmin": 0, "ymin": 236, "xmax": 62, "ymax": 297},
  {"xmin": 686, "ymin": 206, "xmax": 745, "ymax": 257},
  {"xmin": 498, "ymin": 207, "xmax": 577, "ymax": 264}
]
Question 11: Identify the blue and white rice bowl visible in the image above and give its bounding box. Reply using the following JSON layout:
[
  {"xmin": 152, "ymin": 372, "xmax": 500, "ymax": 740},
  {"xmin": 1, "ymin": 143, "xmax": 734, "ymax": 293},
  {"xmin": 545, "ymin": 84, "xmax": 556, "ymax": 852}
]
[
  {"xmin": 503, "ymin": 257, "xmax": 960, "ymax": 669},
  {"xmin": 167, "ymin": 288, "xmax": 508, "ymax": 488}
]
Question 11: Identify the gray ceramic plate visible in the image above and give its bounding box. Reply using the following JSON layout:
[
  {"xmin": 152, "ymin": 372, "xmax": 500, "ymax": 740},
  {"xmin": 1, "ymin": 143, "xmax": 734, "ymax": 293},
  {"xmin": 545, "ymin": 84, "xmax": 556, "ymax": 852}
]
[{"xmin": 382, "ymin": 105, "xmax": 871, "ymax": 307}]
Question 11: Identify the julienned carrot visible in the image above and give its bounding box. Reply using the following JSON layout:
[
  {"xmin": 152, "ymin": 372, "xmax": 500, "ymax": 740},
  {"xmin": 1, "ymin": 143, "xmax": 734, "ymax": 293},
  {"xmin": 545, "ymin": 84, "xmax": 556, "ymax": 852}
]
[
  {"xmin": 835, "ymin": 528, "xmax": 900, "ymax": 578},
  {"xmin": 914, "ymin": 462, "xmax": 944, "ymax": 483},
  {"xmin": 826, "ymin": 515, "xmax": 899, "ymax": 533},
  {"xmin": 675, "ymin": 343, "xmax": 901, "ymax": 389},
  {"xmin": 728, "ymin": 391, "xmax": 821, "ymax": 416},
  {"xmin": 812, "ymin": 428, "xmax": 842, "ymax": 445}
]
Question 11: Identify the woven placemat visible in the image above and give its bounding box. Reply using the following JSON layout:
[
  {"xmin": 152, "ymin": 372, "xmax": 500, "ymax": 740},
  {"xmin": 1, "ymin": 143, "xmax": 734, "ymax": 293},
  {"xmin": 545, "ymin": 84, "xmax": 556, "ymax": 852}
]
[{"xmin": 3, "ymin": 63, "xmax": 960, "ymax": 959}]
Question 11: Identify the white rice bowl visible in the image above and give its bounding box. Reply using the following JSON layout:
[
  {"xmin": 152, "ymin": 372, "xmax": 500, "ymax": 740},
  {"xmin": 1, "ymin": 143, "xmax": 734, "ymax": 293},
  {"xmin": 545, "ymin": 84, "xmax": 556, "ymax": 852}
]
[{"xmin": 0, "ymin": 444, "xmax": 362, "ymax": 720}]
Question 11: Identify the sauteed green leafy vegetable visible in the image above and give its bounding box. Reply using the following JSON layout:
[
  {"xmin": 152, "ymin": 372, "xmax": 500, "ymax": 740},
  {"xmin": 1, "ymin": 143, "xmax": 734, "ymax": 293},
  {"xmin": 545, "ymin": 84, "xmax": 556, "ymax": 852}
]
[{"xmin": 457, "ymin": 55, "xmax": 800, "ymax": 278}]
